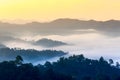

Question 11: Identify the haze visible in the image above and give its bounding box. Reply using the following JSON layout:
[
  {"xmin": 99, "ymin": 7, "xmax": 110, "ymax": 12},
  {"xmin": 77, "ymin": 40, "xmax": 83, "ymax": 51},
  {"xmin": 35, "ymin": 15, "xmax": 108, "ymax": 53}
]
[
  {"xmin": 0, "ymin": 19, "xmax": 120, "ymax": 63},
  {"xmin": 0, "ymin": 0, "xmax": 120, "ymax": 63}
]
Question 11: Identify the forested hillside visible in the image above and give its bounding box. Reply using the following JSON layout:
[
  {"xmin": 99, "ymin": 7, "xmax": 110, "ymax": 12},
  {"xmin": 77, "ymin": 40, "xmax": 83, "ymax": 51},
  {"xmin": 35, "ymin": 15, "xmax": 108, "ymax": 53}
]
[
  {"xmin": 0, "ymin": 55, "xmax": 120, "ymax": 80},
  {"xmin": 0, "ymin": 48, "xmax": 67, "ymax": 62}
]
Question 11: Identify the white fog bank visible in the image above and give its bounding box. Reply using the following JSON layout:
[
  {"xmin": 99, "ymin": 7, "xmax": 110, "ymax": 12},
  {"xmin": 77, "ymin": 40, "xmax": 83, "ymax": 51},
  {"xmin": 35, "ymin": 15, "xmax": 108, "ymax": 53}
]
[{"xmin": 4, "ymin": 33, "xmax": 120, "ymax": 63}]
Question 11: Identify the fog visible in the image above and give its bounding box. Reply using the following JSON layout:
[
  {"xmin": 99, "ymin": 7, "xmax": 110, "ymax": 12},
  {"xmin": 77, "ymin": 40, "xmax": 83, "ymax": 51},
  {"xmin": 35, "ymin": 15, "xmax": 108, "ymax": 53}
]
[
  {"xmin": 2, "ymin": 32, "xmax": 120, "ymax": 64},
  {"xmin": 0, "ymin": 19, "xmax": 120, "ymax": 64}
]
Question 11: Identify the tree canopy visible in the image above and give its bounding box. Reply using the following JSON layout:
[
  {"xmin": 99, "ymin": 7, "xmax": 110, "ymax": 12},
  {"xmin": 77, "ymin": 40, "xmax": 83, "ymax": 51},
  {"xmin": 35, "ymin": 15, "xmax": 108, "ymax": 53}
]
[{"xmin": 0, "ymin": 55, "xmax": 120, "ymax": 80}]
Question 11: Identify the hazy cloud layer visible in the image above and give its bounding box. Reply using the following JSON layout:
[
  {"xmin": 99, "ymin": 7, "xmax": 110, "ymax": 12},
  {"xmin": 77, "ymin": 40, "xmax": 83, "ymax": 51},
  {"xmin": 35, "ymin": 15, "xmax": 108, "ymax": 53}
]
[
  {"xmin": 0, "ymin": 19, "xmax": 120, "ymax": 62},
  {"xmin": 0, "ymin": 19, "xmax": 120, "ymax": 37}
]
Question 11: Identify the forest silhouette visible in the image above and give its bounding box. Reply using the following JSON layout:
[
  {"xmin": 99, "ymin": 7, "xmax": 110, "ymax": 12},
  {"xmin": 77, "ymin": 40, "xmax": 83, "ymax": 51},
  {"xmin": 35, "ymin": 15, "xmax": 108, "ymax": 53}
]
[{"xmin": 0, "ymin": 55, "xmax": 120, "ymax": 80}]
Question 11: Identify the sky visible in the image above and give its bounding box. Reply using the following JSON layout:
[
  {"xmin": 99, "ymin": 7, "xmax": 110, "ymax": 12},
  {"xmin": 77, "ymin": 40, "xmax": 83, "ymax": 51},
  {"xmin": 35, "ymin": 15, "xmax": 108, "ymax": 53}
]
[{"xmin": 0, "ymin": 0, "xmax": 120, "ymax": 23}]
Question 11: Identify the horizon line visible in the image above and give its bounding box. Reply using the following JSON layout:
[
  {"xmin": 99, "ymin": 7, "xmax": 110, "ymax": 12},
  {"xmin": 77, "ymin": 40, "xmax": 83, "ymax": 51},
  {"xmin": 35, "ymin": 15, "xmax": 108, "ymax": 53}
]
[{"xmin": 0, "ymin": 18, "xmax": 120, "ymax": 24}]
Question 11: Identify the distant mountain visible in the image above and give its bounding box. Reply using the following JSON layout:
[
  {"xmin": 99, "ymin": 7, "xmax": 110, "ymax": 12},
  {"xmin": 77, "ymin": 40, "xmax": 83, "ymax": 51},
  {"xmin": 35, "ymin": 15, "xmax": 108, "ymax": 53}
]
[
  {"xmin": 33, "ymin": 38, "xmax": 68, "ymax": 47},
  {"xmin": 0, "ymin": 48, "xmax": 67, "ymax": 62},
  {"xmin": 0, "ymin": 18, "xmax": 120, "ymax": 38}
]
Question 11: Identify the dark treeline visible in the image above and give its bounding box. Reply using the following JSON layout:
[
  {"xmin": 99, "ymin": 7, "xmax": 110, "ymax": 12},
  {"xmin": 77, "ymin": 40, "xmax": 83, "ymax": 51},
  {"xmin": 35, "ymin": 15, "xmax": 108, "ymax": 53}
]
[
  {"xmin": 0, "ymin": 48, "xmax": 66, "ymax": 62},
  {"xmin": 0, "ymin": 55, "xmax": 120, "ymax": 80}
]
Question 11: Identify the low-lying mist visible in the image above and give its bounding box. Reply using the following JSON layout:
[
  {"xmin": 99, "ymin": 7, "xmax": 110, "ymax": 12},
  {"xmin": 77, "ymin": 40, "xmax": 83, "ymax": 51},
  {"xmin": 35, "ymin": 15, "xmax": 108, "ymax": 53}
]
[
  {"xmin": 2, "ymin": 32, "xmax": 120, "ymax": 64},
  {"xmin": 0, "ymin": 19, "xmax": 120, "ymax": 64}
]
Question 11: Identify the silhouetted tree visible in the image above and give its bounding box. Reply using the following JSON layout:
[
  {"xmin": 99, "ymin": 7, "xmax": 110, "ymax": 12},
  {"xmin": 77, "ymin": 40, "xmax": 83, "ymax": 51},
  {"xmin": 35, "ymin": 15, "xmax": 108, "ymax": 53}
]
[
  {"xmin": 109, "ymin": 59, "xmax": 114, "ymax": 65},
  {"xmin": 15, "ymin": 55, "xmax": 23, "ymax": 65},
  {"xmin": 0, "ymin": 55, "xmax": 120, "ymax": 80},
  {"xmin": 116, "ymin": 62, "xmax": 120, "ymax": 68}
]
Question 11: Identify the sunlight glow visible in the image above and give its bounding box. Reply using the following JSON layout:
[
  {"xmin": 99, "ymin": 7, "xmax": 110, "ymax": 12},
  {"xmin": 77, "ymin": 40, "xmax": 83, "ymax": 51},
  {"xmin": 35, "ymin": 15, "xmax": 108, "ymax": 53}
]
[{"xmin": 0, "ymin": 0, "xmax": 120, "ymax": 22}]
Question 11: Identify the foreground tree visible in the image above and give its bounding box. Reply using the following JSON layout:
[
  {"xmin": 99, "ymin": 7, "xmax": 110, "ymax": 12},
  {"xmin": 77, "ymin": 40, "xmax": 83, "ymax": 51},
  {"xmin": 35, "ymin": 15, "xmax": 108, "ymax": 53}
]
[
  {"xmin": 15, "ymin": 55, "xmax": 23, "ymax": 65},
  {"xmin": 0, "ymin": 55, "xmax": 120, "ymax": 80}
]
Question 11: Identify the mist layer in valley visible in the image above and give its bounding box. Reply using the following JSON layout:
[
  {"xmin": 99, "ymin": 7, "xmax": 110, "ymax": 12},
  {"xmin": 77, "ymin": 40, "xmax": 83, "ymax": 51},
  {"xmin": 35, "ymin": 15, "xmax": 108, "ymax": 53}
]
[{"xmin": 0, "ymin": 18, "xmax": 120, "ymax": 64}]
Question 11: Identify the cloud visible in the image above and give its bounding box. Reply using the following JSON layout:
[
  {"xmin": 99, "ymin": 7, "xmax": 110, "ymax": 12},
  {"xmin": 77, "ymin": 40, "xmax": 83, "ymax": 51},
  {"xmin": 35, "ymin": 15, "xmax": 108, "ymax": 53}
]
[{"xmin": 0, "ymin": 19, "xmax": 120, "ymax": 62}]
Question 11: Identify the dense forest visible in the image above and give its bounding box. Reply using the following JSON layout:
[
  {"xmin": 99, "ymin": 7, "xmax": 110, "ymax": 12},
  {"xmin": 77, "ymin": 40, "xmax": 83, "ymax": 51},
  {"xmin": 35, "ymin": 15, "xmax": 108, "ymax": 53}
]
[
  {"xmin": 0, "ymin": 55, "xmax": 120, "ymax": 80},
  {"xmin": 0, "ymin": 48, "xmax": 67, "ymax": 62}
]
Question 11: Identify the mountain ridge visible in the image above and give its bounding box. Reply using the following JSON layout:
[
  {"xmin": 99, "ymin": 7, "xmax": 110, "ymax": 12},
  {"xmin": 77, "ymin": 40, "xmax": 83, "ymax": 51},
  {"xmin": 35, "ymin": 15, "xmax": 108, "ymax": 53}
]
[
  {"xmin": 0, "ymin": 18, "xmax": 120, "ymax": 37},
  {"xmin": 33, "ymin": 38, "xmax": 68, "ymax": 48},
  {"xmin": 0, "ymin": 18, "xmax": 120, "ymax": 24}
]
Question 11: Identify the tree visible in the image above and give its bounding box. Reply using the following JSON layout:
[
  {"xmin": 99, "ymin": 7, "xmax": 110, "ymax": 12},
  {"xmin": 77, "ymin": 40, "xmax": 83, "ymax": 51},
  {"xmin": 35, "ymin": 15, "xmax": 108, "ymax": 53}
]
[
  {"xmin": 44, "ymin": 61, "xmax": 52, "ymax": 69},
  {"xmin": 99, "ymin": 57, "xmax": 105, "ymax": 62},
  {"xmin": 116, "ymin": 62, "xmax": 120, "ymax": 68},
  {"xmin": 109, "ymin": 59, "xmax": 114, "ymax": 65},
  {"xmin": 15, "ymin": 55, "xmax": 23, "ymax": 65}
]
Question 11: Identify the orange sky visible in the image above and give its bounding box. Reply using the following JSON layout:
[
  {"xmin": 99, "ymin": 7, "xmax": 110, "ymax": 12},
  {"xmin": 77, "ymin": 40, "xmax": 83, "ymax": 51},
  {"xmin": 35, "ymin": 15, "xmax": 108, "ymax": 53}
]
[{"xmin": 0, "ymin": 0, "xmax": 120, "ymax": 23}]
